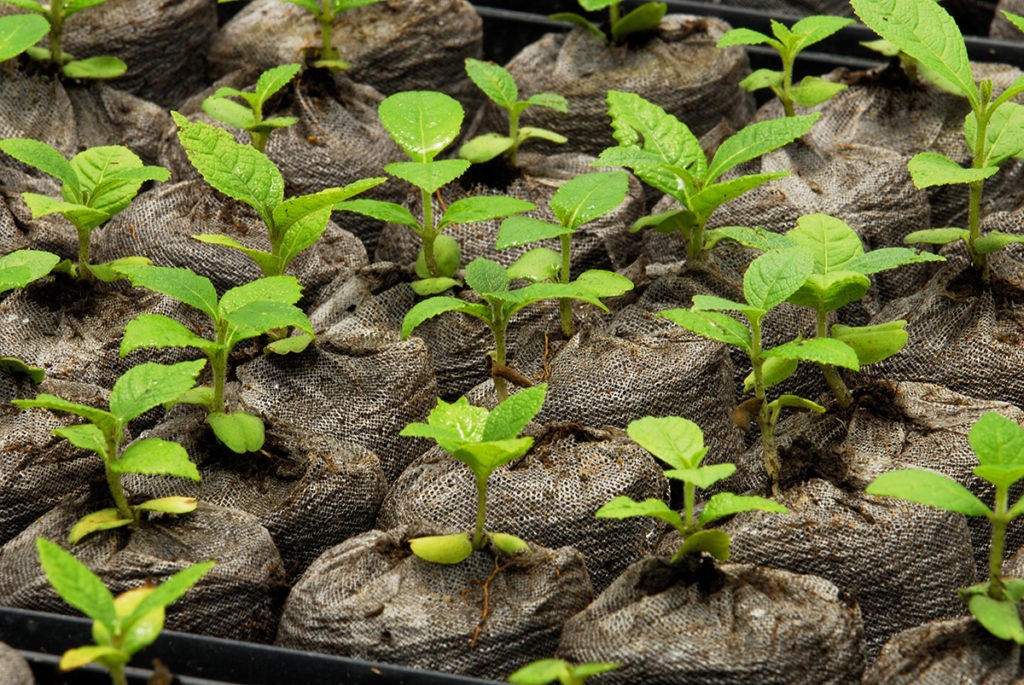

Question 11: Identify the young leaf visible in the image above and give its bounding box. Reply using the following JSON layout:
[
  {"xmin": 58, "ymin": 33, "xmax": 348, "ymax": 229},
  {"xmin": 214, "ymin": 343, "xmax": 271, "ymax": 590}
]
[
  {"xmin": 464, "ymin": 58, "xmax": 518, "ymax": 111},
  {"xmin": 969, "ymin": 412, "xmax": 1024, "ymax": 469},
  {"xmin": 743, "ymin": 248, "xmax": 815, "ymax": 312},
  {"xmin": 968, "ymin": 595, "xmax": 1024, "ymax": 643},
  {"xmin": 36, "ymin": 538, "xmax": 117, "ymax": 630},
  {"xmin": 866, "ymin": 469, "xmax": 991, "ymax": 517},
  {"xmin": 698, "ymin": 492, "xmax": 788, "ymax": 527},
  {"xmin": 409, "ymin": 534, "xmax": 473, "ymax": 564},
  {"xmin": 111, "ymin": 438, "xmax": 200, "ymax": 481},
  {"xmin": 400, "ymin": 296, "xmax": 473, "ymax": 340},
  {"xmin": 378, "ymin": 91, "xmax": 464, "ymax": 163},
  {"xmin": 115, "ymin": 265, "xmax": 219, "ymax": 321},
  {"xmin": 120, "ymin": 315, "xmax": 216, "ymax": 356},
  {"xmin": 68, "ymin": 510, "xmax": 133, "ymax": 544},
  {"xmin": 610, "ymin": 2, "xmax": 667, "ymax": 42},
  {"xmin": 208, "ymin": 411, "xmax": 265, "ymax": 454},
  {"xmin": 489, "ymin": 532, "xmax": 531, "ymax": 556},
  {"xmin": 907, "ymin": 151, "xmax": 999, "ymax": 188},
  {"xmin": 626, "ymin": 415, "xmax": 706, "ymax": 470},
  {"xmin": 831, "ymin": 321, "xmax": 908, "ymax": 365},
  {"xmin": 385, "ymin": 159, "xmax": 471, "ymax": 195},
  {"xmin": 481, "ymin": 383, "xmax": 546, "ymax": 442},
  {"xmin": 659, "ymin": 309, "xmax": 751, "ymax": 350},
  {"xmin": 0, "ymin": 13, "xmax": 48, "ymax": 63},
  {"xmin": 438, "ymin": 196, "xmax": 535, "ymax": 231},
  {"xmin": 764, "ymin": 337, "xmax": 861, "ymax": 371},
  {"xmin": 128, "ymin": 561, "xmax": 215, "ymax": 623},
  {"xmin": 108, "ymin": 360, "xmax": 206, "ymax": 424},
  {"xmin": 705, "ymin": 114, "xmax": 819, "ymax": 181},
  {"xmin": 673, "ymin": 528, "xmax": 730, "ymax": 562},
  {"xmin": 595, "ymin": 496, "xmax": 685, "ymax": 532},
  {"xmin": 0, "ymin": 249, "xmax": 60, "ymax": 293},
  {"xmin": 549, "ymin": 171, "xmax": 629, "ymax": 231},
  {"xmin": 663, "ymin": 463, "xmax": 736, "ymax": 490}
]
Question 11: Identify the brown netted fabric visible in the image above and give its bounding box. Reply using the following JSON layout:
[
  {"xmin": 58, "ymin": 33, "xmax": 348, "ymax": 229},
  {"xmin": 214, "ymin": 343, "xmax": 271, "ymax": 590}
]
[
  {"xmin": 557, "ymin": 557, "xmax": 865, "ymax": 684},
  {"xmin": 377, "ymin": 423, "xmax": 669, "ymax": 593},
  {"xmin": 864, "ymin": 617, "xmax": 1021, "ymax": 684},
  {"xmin": 992, "ymin": 0, "xmax": 1024, "ymax": 38},
  {"xmin": 0, "ymin": 641, "xmax": 32, "ymax": 685},
  {"xmin": 0, "ymin": 496, "xmax": 286, "ymax": 643},
  {"xmin": 275, "ymin": 525, "xmax": 594, "ymax": 681},
  {"xmin": 208, "ymin": 0, "xmax": 483, "ymax": 106},
  {"xmin": 493, "ymin": 15, "xmax": 755, "ymax": 157}
]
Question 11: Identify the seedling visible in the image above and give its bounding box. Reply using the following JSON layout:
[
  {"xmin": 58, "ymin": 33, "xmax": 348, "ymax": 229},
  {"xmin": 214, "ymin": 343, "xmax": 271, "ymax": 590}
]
[
  {"xmin": 402, "ymin": 257, "xmax": 628, "ymax": 401},
  {"xmin": 0, "ymin": 139, "xmax": 169, "ymax": 282},
  {"xmin": 13, "ymin": 360, "xmax": 205, "ymax": 543},
  {"xmin": 508, "ymin": 659, "xmax": 619, "ymax": 685},
  {"xmin": 0, "ymin": 11, "xmax": 48, "ymax": 63},
  {"xmin": 0, "ymin": 0, "xmax": 126, "ymax": 78},
  {"xmin": 496, "ymin": 170, "xmax": 633, "ymax": 337},
  {"xmin": 0, "ymin": 248, "xmax": 60, "ymax": 382},
  {"xmin": 597, "ymin": 416, "xmax": 786, "ymax": 570},
  {"xmin": 719, "ymin": 215, "xmax": 944, "ymax": 408},
  {"xmin": 37, "ymin": 537, "xmax": 213, "ymax": 685},
  {"xmin": 337, "ymin": 91, "xmax": 534, "ymax": 295},
  {"xmin": 852, "ymin": 0, "xmax": 1024, "ymax": 278},
  {"xmin": 201, "ymin": 63, "xmax": 301, "ymax": 153},
  {"xmin": 867, "ymin": 412, "xmax": 1024, "ymax": 644},
  {"xmin": 398, "ymin": 383, "xmax": 547, "ymax": 564},
  {"xmin": 116, "ymin": 265, "xmax": 315, "ymax": 454},
  {"xmin": 172, "ymin": 112, "xmax": 384, "ymax": 279},
  {"xmin": 216, "ymin": 0, "xmax": 384, "ymax": 70},
  {"xmin": 596, "ymin": 90, "xmax": 819, "ymax": 263},
  {"xmin": 660, "ymin": 247, "xmax": 861, "ymax": 495},
  {"xmin": 458, "ymin": 58, "xmax": 568, "ymax": 166},
  {"xmin": 717, "ymin": 15, "xmax": 854, "ymax": 117},
  {"xmin": 550, "ymin": 0, "xmax": 667, "ymax": 44}
]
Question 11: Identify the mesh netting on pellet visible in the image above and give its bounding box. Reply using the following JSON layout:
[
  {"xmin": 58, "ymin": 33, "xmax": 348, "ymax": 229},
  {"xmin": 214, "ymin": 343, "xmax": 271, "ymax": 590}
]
[{"xmin": 0, "ymin": 642, "xmax": 32, "ymax": 685}]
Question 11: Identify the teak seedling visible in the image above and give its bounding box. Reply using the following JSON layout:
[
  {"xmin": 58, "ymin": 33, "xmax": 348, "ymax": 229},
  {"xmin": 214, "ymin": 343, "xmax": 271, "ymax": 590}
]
[
  {"xmin": 216, "ymin": 0, "xmax": 384, "ymax": 70},
  {"xmin": 597, "ymin": 90, "xmax": 819, "ymax": 263},
  {"xmin": 399, "ymin": 384, "xmax": 547, "ymax": 564},
  {"xmin": 852, "ymin": 0, "xmax": 1024, "ymax": 277},
  {"xmin": 0, "ymin": 248, "xmax": 60, "ymax": 382},
  {"xmin": 117, "ymin": 265, "xmax": 315, "ymax": 454},
  {"xmin": 37, "ymin": 537, "xmax": 214, "ymax": 685},
  {"xmin": 458, "ymin": 58, "xmax": 568, "ymax": 166},
  {"xmin": 172, "ymin": 112, "xmax": 384, "ymax": 279},
  {"xmin": 661, "ymin": 247, "xmax": 861, "ymax": 495},
  {"xmin": 508, "ymin": 658, "xmax": 619, "ymax": 685},
  {"xmin": 13, "ymin": 360, "xmax": 205, "ymax": 543},
  {"xmin": 0, "ymin": 139, "xmax": 169, "ymax": 282},
  {"xmin": 550, "ymin": 0, "xmax": 667, "ymax": 44},
  {"xmin": 1, "ymin": 0, "xmax": 126, "ymax": 78},
  {"xmin": 201, "ymin": 63, "xmax": 301, "ymax": 153},
  {"xmin": 867, "ymin": 412, "xmax": 1024, "ymax": 644},
  {"xmin": 597, "ymin": 416, "xmax": 786, "ymax": 570},
  {"xmin": 402, "ymin": 257, "xmax": 628, "ymax": 401},
  {"xmin": 496, "ymin": 169, "xmax": 633, "ymax": 336},
  {"xmin": 338, "ymin": 90, "xmax": 534, "ymax": 295},
  {"xmin": 0, "ymin": 11, "xmax": 48, "ymax": 63},
  {"xmin": 718, "ymin": 15, "xmax": 854, "ymax": 117}
]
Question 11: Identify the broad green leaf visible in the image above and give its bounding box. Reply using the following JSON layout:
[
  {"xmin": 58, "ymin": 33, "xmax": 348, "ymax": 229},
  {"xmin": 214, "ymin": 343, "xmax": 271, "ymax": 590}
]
[
  {"xmin": 481, "ymin": 383, "xmax": 546, "ymax": 441},
  {"xmin": 574, "ymin": 269, "xmax": 634, "ymax": 298},
  {"xmin": 605, "ymin": 90, "xmax": 706, "ymax": 177},
  {"xmin": 966, "ymin": 101, "xmax": 1024, "ymax": 166},
  {"xmin": 850, "ymin": 0, "xmax": 978, "ymax": 105},
  {"xmin": 969, "ymin": 412, "xmax": 1024, "ymax": 468},
  {"xmin": 117, "ymin": 602, "xmax": 163, "ymax": 657},
  {"xmin": 507, "ymin": 659, "xmax": 572, "ymax": 685},
  {"xmin": 385, "ymin": 159, "xmax": 471, "ymax": 195},
  {"xmin": 550, "ymin": 171, "xmax": 629, "ymax": 231},
  {"xmin": 974, "ymin": 231, "xmax": 1024, "ymax": 256},
  {"xmin": 68, "ymin": 509, "xmax": 133, "ymax": 544},
  {"xmin": 38, "ymin": 531, "xmax": 122, "ymax": 621},
  {"xmin": 109, "ymin": 360, "xmax": 205, "ymax": 423},
  {"xmin": 687, "ymin": 172, "xmax": 789, "ymax": 219},
  {"xmin": 500, "ymin": 280, "xmax": 610, "ymax": 317},
  {"xmin": 254, "ymin": 115, "xmax": 300, "ymax": 132},
  {"xmin": 489, "ymin": 532, "xmax": 530, "ymax": 555},
  {"xmin": 120, "ymin": 314, "xmax": 217, "ymax": 356},
  {"xmin": 904, "ymin": 227, "xmax": 971, "ymax": 246},
  {"xmin": 0, "ymin": 14, "xmax": 49, "ymax": 63},
  {"xmin": 438, "ymin": 195, "xmax": 534, "ymax": 231},
  {"xmin": 0, "ymin": 138, "xmax": 79, "ymax": 194},
  {"xmin": 223, "ymin": 301, "xmax": 313, "ymax": 348},
  {"xmin": 974, "ymin": 464, "xmax": 1024, "ymax": 492},
  {"xmin": 171, "ymin": 113, "xmax": 283, "ymax": 226},
  {"xmin": 454, "ymin": 437, "xmax": 534, "ymax": 475},
  {"xmin": 843, "ymin": 246, "xmax": 945, "ymax": 274},
  {"xmin": 786, "ymin": 213, "xmax": 863, "ymax": 272},
  {"xmin": 191, "ymin": 234, "xmax": 280, "ymax": 276},
  {"xmin": 743, "ymin": 355, "xmax": 799, "ymax": 393},
  {"xmin": 549, "ymin": 12, "xmax": 605, "ymax": 40},
  {"xmin": 410, "ymin": 277, "xmax": 461, "ymax": 296},
  {"xmin": 0, "ymin": 357, "xmax": 44, "ymax": 383},
  {"xmin": 401, "ymin": 396, "xmax": 489, "ymax": 452},
  {"xmin": 690, "ymin": 294, "xmax": 754, "ymax": 314},
  {"xmin": 790, "ymin": 14, "xmax": 855, "ymax": 49},
  {"xmin": 660, "ymin": 308, "xmax": 751, "ymax": 351},
  {"xmin": 334, "ymin": 199, "xmax": 419, "ymax": 230},
  {"xmin": 717, "ymin": 27, "xmax": 775, "ymax": 48},
  {"xmin": 706, "ymin": 225, "xmax": 794, "ymax": 252},
  {"xmin": 832, "ymin": 321, "xmax": 908, "ymax": 365},
  {"xmin": 255, "ymin": 63, "xmax": 301, "ymax": 103},
  {"xmin": 71, "ymin": 146, "xmax": 157, "ymax": 219},
  {"xmin": 626, "ymin": 415, "xmax": 706, "ymax": 470},
  {"xmin": 706, "ymin": 114, "xmax": 819, "ymax": 182},
  {"xmin": 401, "ymin": 296, "xmax": 472, "ymax": 339},
  {"xmin": 464, "ymin": 58, "xmax": 517, "ymax": 111},
  {"xmin": 62, "ymin": 56, "xmax": 127, "ymax": 80},
  {"xmin": 699, "ymin": 492, "xmax": 788, "ymax": 527},
  {"xmin": 128, "ymin": 561, "xmax": 214, "ymax": 627},
  {"xmin": 208, "ymin": 411, "xmax": 265, "ymax": 453},
  {"xmin": 866, "ymin": 469, "xmax": 991, "ymax": 517},
  {"xmin": 465, "ymin": 257, "xmax": 509, "ymax": 295},
  {"xmin": 272, "ymin": 179, "xmax": 386, "ymax": 234},
  {"xmin": 907, "ymin": 151, "xmax": 998, "ymax": 188},
  {"xmin": 89, "ymin": 256, "xmax": 153, "ymax": 284},
  {"xmin": 0, "ymin": 249, "xmax": 59, "ymax": 293},
  {"xmin": 458, "ymin": 133, "xmax": 514, "ymax": 163},
  {"xmin": 739, "ymin": 68, "xmax": 784, "ymax": 93},
  {"xmin": 610, "ymin": 2, "xmax": 667, "ymax": 42},
  {"xmin": 969, "ymin": 595, "xmax": 1024, "ymax": 643},
  {"xmin": 115, "ymin": 265, "xmax": 219, "ymax": 321},
  {"xmin": 772, "ymin": 395, "xmax": 826, "ymax": 413},
  {"xmin": 378, "ymin": 91, "xmax": 464, "ymax": 163},
  {"xmin": 52, "ymin": 424, "xmax": 107, "ymax": 456},
  {"xmin": 112, "ymin": 438, "xmax": 199, "ymax": 480},
  {"xmin": 664, "ymin": 463, "xmax": 736, "ymax": 489},
  {"xmin": 522, "ymin": 93, "xmax": 568, "ymax": 113},
  {"xmin": 134, "ymin": 497, "xmax": 198, "ymax": 514},
  {"xmin": 497, "ymin": 217, "xmax": 566, "ymax": 249},
  {"xmin": 21, "ymin": 194, "xmax": 109, "ymax": 232},
  {"xmin": 220, "ymin": 275, "xmax": 303, "ymax": 312},
  {"xmin": 264, "ymin": 332, "xmax": 313, "ymax": 354},
  {"xmin": 409, "ymin": 534, "xmax": 473, "ymax": 564},
  {"xmin": 743, "ymin": 248, "xmax": 815, "ymax": 312},
  {"xmin": 59, "ymin": 646, "xmax": 127, "ymax": 672},
  {"xmin": 673, "ymin": 528, "xmax": 730, "ymax": 562},
  {"xmin": 595, "ymin": 496, "xmax": 684, "ymax": 532},
  {"xmin": 788, "ymin": 271, "xmax": 871, "ymax": 312},
  {"xmin": 13, "ymin": 395, "xmax": 117, "ymax": 436},
  {"xmin": 764, "ymin": 337, "xmax": 860, "ymax": 371},
  {"xmin": 517, "ymin": 126, "xmax": 567, "ymax": 145},
  {"xmin": 201, "ymin": 98, "xmax": 256, "ymax": 130},
  {"xmin": 507, "ymin": 248, "xmax": 562, "ymax": 283}
]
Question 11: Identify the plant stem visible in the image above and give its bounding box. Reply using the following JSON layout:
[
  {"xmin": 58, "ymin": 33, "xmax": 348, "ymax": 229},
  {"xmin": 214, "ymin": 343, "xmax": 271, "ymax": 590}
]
[
  {"xmin": 318, "ymin": 3, "xmax": 338, "ymax": 63},
  {"xmin": 507, "ymin": 106, "xmax": 521, "ymax": 167},
  {"xmin": 609, "ymin": 3, "xmax": 620, "ymax": 27},
  {"xmin": 751, "ymin": 316, "xmax": 781, "ymax": 496},
  {"xmin": 472, "ymin": 473, "xmax": 488, "ymax": 550},
  {"xmin": 49, "ymin": 3, "xmax": 64, "ymax": 66},
  {"xmin": 558, "ymin": 233, "xmax": 573, "ymax": 337},
  {"xmin": 211, "ymin": 326, "xmax": 229, "ymax": 414},
  {"xmin": 104, "ymin": 436, "xmax": 134, "ymax": 524},
  {"xmin": 968, "ymin": 89, "xmax": 992, "ymax": 276},
  {"xmin": 686, "ymin": 216, "xmax": 707, "ymax": 264},
  {"xmin": 816, "ymin": 309, "xmax": 853, "ymax": 409},
  {"xmin": 780, "ymin": 49, "xmax": 796, "ymax": 118},
  {"xmin": 491, "ymin": 313, "xmax": 509, "ymax": 402},
  {"xmin": 420, "ymin": 188, "xmax": 440, "ymax": 277},
  {"xmin": 683, "ymin": 481, "xmax": 695, "ymax": 531},
  {"xmin": 989, "ymin": 483, "xmax": 1009, "ymax": 600},
  {"xmin": 109, "ymin": 663, "xmax": 128, "ymax": 685},
  {"xmin": 250, "ymin": 130, "xmax": 269, "ymax": 154},
  {"xmin": 76, "ymin": 226, "xmax": 94, "ymax": 282}
]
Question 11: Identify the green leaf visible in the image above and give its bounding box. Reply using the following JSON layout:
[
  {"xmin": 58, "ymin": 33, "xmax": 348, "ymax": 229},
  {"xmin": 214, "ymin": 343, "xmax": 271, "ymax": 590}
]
[
  {"xmin": 255, "ymin": 62, "xmax": 301, "ymax": 104},
  {"xmin": 974, "ymin": 231, "xmax": 1024, "ymax": 256},
  {"xmin": 464, "ymin": 58, "xmax": 517, "ymax": 111},
  {"xmin": 70, "ymin": 147, "xmax": 164, "ymax": 220},
  {"xmin": 0, "ymin": 357, "xmax": 44, "ymax": 383},
  {"xmin": 832, "ymin": 321, "xmax": 908, "ymax": 365},
  {"xmin": 223, "ymin": 301, "xmax": 313, "ymax": 348},
  {"xmin": 400, "ymin": 296, "xmax": 472, "ymax": 339},
  {"xmin": 273, "ymin": 179, "xmax": 385, "ymax": 235},
  {"xmin": 454, "ymin": 437, "xmax": 534, "ymax": 476},
  {"xmin": 706, "ymin": 225, "xmax": 794, "ymax": 252},
  {"xmin": 202, "ymin": 98, "xmax": 257, "ymax": 130},
  {"xmin": 264, "ymin": 332, "xmax": 313, "ymax": 355},
  {"xmin": 385, "ymin": 159, "xmax": 471, "ymax": 195},
  {"xmin": 764, "ymin": 337, "xmax": 860, "ymax": 371},
  {"xmin": 660, "ymin": 308, "xmax": 751, "ymax": 351},
  {"xmin": 508, "ymin": 659, "xmax": 572, "ymax": 685},
  {"xmin": 739, "ymin": 68, "xmax": 784, "ymax": 94},
  {"xmin": 626, "ymin": 415, "xmax": 706, "ymax": 470},
  {"xmin": 0, "ymin": 0, "xmax": 47, "ymax": 11},
  {"xmin": 116, "ymin": 265, "xmax": 219, "ymax": 321},
  {"xmin": 691, "ymin": 293, "xmax": 758, "ymax": 315},
  {"xmin": 190, "ymin": 234, "xmax": 280, "ymax": 276},
  {"xmin": 687, "ymin": 172, "xmax": 789, "ymax": 219},
  {"xmin": 120, "ymin": 314, "xmax": 216, "ymax": 356},
  {"xmin": 717, "ymin": 27, "xmax": 776, "ymax": 48},
  {"xmin": 208, "ymin": 411, "xmax": 265, "ymax": 453},
  {"xmin": 496, "ymin": 217, "xmax": 566, "ymax": 249},
  {"xmin": 464, "ymin": 257, "xmax": 509, "ymax": 295},
  {"xmin": 458, "ymin": 133, "xmax": 514, "ymax": 164},
  {"xmin": 410, "ymin": 277, "xmax": 461, "ymax": 296},
  {"xmin": 65, "ymin": 0, "xmax": 111, "ymax": 17},
  {"xmin": 220, "ymin": 275, "xmax": 303, "ymax": 312},
  {"xmin": 843, "ymin": 246, "xmax": 945, "ymax": 274},
  {"xmin": 507, "ymin": 248, "xmax": 562, "ymax": 283},
  {"xmin": 672, "ymin": 528, "xmax": 731, "ymax": 563},
  {"xmin": 127, "ymin": 561, "xmax": 214, "ymax": 627},
  {"xmin": 549, "ymin": 171, "xmax": 629, "ymax": 231},
  {"xmin": 171, "ymin": 112, "xmax": 283, "ymax": 226},
  {"xmin": 549, "ymin": 12, "xmax": 605, "ymax": 40},
  {"xmin": 52, "ymin": 423, "xmax": 108, "ymax": 456},
  {"xmin": 68, "ymin": 509, "xmax": 133, "ymax": 544},
  {"xmin": 595, "ymin": 496, "xmax": 684, "ymax": 532},
  {"xmin": 59, "ymin": 646, "xmax": 127, "ymax": 672},
  {"xmin": 743, "ymin": 355, "xmax": 798, "ymax": 393},
  {"xmin": 969, "ymin": 412, "xmax": 1024, "ymax": 469},
  {"xmin": 409, "ymin": 534, "xmax": 473, "ymax": 564},
  {"xmin": 866, "ymin": 469, "xmax": 991, "ymax": 517},
  {"xmin": 907, "ymin": 151, "xmax": 998, "ymax": 188},
  {"xmin": 966, "ymin": 102, "xmax": 1024, "ymax": 166},
  {"xmin": 664, "ymin": 463, "xmax": 736, "ymax": 489},
  {"xmin": 401, "ymin": 396, "xmax": 489, "ymax": 452},
  {"xmin": 699, "ymin": 492, "xmax": 788, "ymax": 527},
  {"xmin": 21, "ymin": 194, "xmax": 109, "ymax": 232},
  {"xmin": 334, "ymin": 199, "xmax": 419, "ymax": 230},
  {"xmin": 0, "ymin": 14, "xmax": 49, "ymax": 63},
  {"xmin": 743, "ymin": 248, "xmax": 815, "ymax": 312},
  {"xmin": 772, "ymin": 395, "xmax": 826, "ymax": 413},
  {"xmin": 13, "ymin": 395, "xmax": 118, "ymax": 437},
  {"xmin": 62, "ymin": 56, "xmax": 127, "ymax": 80},
  {"xmin": 574, "ymin": 269, "xmax": 634, "ymax": 298},
  {"xmin": 788, "ymin": 271, "xmax": 871, "ymax": 312},
  {"xmin": 438, "ymin": 195, "xmax": 534, "ymax": 231},
  {"xmin": 481, "ymin": 383, "xmax": 546, "ymax": 442},
  {"xmin": 786, "ymin": 213, "xmax": 862, "ymax": 272},
  {"xmin": 517, "ymin": 126, "xmax": 567, "ymax": 147},
  {"xmin": 134, "ymin": 497, "xmax": 198, "ymax": 515},
  {"xmin": 0, "ymin": 138, "xmax": 79, "ymax": 194},
  {"xmin": 610, "ymin": 2, "xmax": 666, "ymax": 42},
  {"xmin": 522, "ymin": 93, "xmax": 568, "ymax": 114},
  {"xmin": 378, "ymin": 91, "xmax": 464, "ymax": 163},
  {"xmin": 0, "ymin": 249, "xmax": 60, "ymax": 293},
  {"xmin": 489, "ymin": 532, "xmax": 531, "ymax": 556},
  {"xmin": 904, "ymin": 227, "xmax": 971, "ymax": 246},
  {"xmin": 706, "ymin": 114, "xmax": 819, "ymax": 182},
  {"xmin": 790, "ymin": 14, "xmax": 855, "ymax": 49},
  {"xmin": 974, "ymin": 464, "xmax": 1024, "ymax": 492},
  {"xmin": 112, "ymin": 438, "xmax": 199, "ymax": 480},
  {"xmin": 850, "ymin": 0, "xmax": 978, "ymax": 105},
  {"xmin": 36, "ymin": 538, "xmax": 116, "ymax": 629},
  {"xmin": 969, "ymin": 595, "xmax": 1024, "ymax": 643},
  {"xmin": 605, "ymin": 90, "xmax": 706, "ymax": 178},
  {"xmin": 109, "ymin": 360, "xmax": 206, "ymax": 423}
]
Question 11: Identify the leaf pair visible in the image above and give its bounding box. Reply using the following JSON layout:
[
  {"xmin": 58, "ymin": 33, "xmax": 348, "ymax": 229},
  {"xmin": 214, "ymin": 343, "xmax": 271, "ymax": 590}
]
[
  {"xmin": 551, "ymin": 0, "xmax": 667, "ymax": 43},
  {"xmin": 201, "ymin": 63, "xmax": 301, "ymax": 152},
  {"xmin": 3, "ymin": 0, "xmax": 126, "ymax": 78}
]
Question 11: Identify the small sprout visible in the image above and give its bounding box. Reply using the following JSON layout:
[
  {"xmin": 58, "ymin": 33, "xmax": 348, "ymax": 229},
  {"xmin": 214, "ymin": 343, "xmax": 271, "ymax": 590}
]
[
  {"xmin": 867, "ymin": 412, "xmax": 1024, "ymax": 643},
  {"xmin": 718, "ymin": 15, "xmax": 854, "ymax": 117},
  {"xmin": 338, "ymin": 91, "xmax": 534, "ymax": 295},
  {"xmin": 661, "ymin": 247, "xmax": 858, "ymax": 495},
  {"xmin": 0, "ymin": 139, "xmax": 169, "ymax": 282},
  {"xmin": 496, "ymin": 170, "xmax": 634, "ymax": 337},
  {"xmin": 171, "ymin": 111, "xmax": 384, "ymax": 279},
  {"xmin": 402, "ymin": 257, "xmax": 628, "ymax": 401},
  {"xmin": 508, "ymin": 658, "xmax": 619, "ymax": 685},
  {"xmin": 37, "ymin": 537, "xmax": 213, "ymax": 685},
  {"xmin": 116, "ymin": 265, "xmax": 315, "ymax": 454},
  {"xmin": 0, "ymin": 248, "xmax": 61, "ymax": 382},
  {"xmin": 596, "ymin": 416, "xmax": 786, "ymax": 570},
  {"xmin": 399, "ymin": 383, "xmax": 547, "ymax": 563},
  {"xmin": 550, "ymin": 0, "xmax": 667, "ymax": 44},
  {"xmin": 13, "ymin": 361, "xmax": 206, "ymax": 543},
  {"xmin": 201, "ymin": 63, "xmax": 302, "ymax": 153},
  {"xmin": 597, "ymin": 90, "xmax": 818, "ymax": 263},
  {"xmin": 0, "ymin": 11, "xmax": 48, "ymax": 63},
  {"xmin": 216, "ymin": 0, "xmax": 384, "ymax": 70},
  {"xmin": 852, "ymin": 0, "xmax": 1024, "ymax": 278},
  {"xmin": 1, "ymin": 0, "xmax": 126, "ymax": 78},
  {"xmin": 459, "ymin": 58, "xmax": 568, "ymax": 167}
]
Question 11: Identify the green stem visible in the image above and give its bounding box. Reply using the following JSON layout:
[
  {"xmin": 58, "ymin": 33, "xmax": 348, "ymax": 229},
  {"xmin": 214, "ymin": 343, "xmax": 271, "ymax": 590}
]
[
  {"xmin": 472, "ymin": 472, "xmax": 488, "ymax": 550},
  {"xmin": 318, "ymin": 4, "xmax": 338, "ymax": 63},
  {"xmin": 211, "ymin": 328, "xmax": 229, "ymax": 414},
  {"xmin": 507, "ymin": 107, "xmax": 521, "ymax": 167},
  {"xmin": 76, "ymin": 226, "xmax": 94, "ymax": 282},
  {"xmin": 559, "ymin": 233, "xmax": 573, "ymax": 338},
  {"xmin": 686, "ymin": 215, "xmax": 708, "ymax": 264},
  {"xmin": 491, "ymin": 308, "xmax": 509, "ymax": 402},
  {"xmin": 49, "ymin": 3, "xmax": 64, "ymax": 66},
  {"xmin": 104, "ymin": 435, "xmax": 134, "ymax": 524},
  {"xmin": 816, "ymin": 308, "xmax": 853, "ymax": 409},
  {"xmin": 109, "ymin": 662, "xmax": 128, "ymax": 685},
  {"xmin": 609, "ymin": 3, "xmax": 620, "ymax": 27},
  {"xmin": 249, "ymin": 130, "xmax": 268, "ymax": 154},
  {"xmin": 683, "ymin": 481, "xmax": 695, "ymax": 531},
  {"xmin": 781, "ymin": 49, "xmax": 796, "ymax": 118},
  {"xmin": 989, "ymin": 484, "xmax": 1009, "ymax": 600},
  {"xmin": 420, "ymin": 188, "xmax": 440, "ymax": 277},
  {"xmin": 969, "ymin": 93, "xmax": 991, "ymax": 276},
  {"xmin": 751, "ymin": 316, "xmax": 781, "ymax": 496}
]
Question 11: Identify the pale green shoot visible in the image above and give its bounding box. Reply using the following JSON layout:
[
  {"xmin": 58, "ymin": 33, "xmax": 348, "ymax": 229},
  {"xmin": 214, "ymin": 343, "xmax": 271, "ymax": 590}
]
[
  {"xmin": 201, "ymin": 63, "xmax": 301, "ymax": 153},
  {"xmin": 550, "ymin": 0, "xmax": 667, "ymax": 44},
  {"xmin": 508, "ymin": 659, "xmax": 619, "ymax": 685}
]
